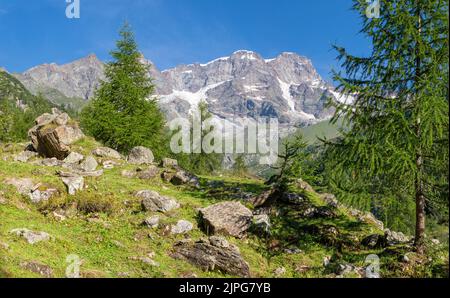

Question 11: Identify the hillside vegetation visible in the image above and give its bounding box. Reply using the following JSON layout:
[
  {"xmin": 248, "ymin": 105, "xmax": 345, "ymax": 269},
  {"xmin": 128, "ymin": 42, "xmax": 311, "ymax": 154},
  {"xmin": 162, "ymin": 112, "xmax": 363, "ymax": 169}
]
[{"xmin": 0, "ymin": 135, "xmax": 448, "ymax": 278}]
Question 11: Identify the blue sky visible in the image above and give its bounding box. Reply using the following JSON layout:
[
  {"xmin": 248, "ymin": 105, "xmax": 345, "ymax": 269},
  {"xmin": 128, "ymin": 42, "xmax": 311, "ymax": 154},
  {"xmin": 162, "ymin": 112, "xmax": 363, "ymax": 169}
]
[{"xmin": 0, "ymin": 0, "xmax": 372, "ymax": 82}]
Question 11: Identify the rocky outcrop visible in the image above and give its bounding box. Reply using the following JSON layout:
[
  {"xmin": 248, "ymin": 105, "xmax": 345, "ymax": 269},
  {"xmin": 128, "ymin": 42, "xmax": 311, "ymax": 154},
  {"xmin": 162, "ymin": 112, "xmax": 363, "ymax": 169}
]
[
  {"xmin": 199, "ymin": 201, "xmax": 253, "ymax": 238},
  {"xmin": 171, "ymin": 237, "xmax": 250, "ymax": 277},
  {"xmin": 28, "ymin": 109, "xmax": 84, "ymax": 160},
  {"xmin": 136, "ymin": 190, "xmax": 180, "ymax": 213},
  {"xmin": 15, "ymin": 51, "xmax": 349, "ymax": 131}
]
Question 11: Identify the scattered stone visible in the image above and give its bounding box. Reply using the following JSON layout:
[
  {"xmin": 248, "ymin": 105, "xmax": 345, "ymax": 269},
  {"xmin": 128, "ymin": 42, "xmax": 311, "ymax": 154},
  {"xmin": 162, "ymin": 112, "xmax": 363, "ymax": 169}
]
[
  {"xmin": 335, "ymin": 263, "xmax": 360, "ymax": 277},
  {"xmin": 280, "ymin": 192, "xmax": 307, "ymax": 205},
  {"xmin": 10, "ymin": 228, "xmax": 51, "ymax": 244},
  {"xmin": 0, "ymin": 191, "xmax": 5, "ymax": 204},
  {"xmin": 92, "ymin": 147, "xmax": 122, "ymax": 159},
  {"xmin": 252, "ymin": 214, "xmax": 271, "ymax": 236},
  {"xmin": 171, "ymin": 220, "xmax": 194, "ymax": 235},
  {"xmin": 249, "ymin": 189, "xmax": 275, "ymax": 207},
  {"xmin": 361, "ymin": 234, "xmax": 384, "ymax": 249},
  {"xmin": 29, "ymin": 187, "xmax": 58, "ymax": 204},
  {"xmin": 61, "ymin": 174, "xmax": 84, "ymax": 195},
  {"xmin": 171, "ymin": 237, "xmax": 250, "ymax": 277},
  {"xmin": 136, "ymin": 190, "xmax": 180, "ymax": 213},
  {"xmin": 64, "ymin": 152, "xmax": 84, "ymax": 164},
  {"xmin": 170, "ymin": 170, "xmax": 200, "ymax": 188},
  {"xmin": 76, "ymin": 170, "xmax": 104, "ymax": 177},
  {"xmin": 40, "ymin": 158, "xmax": 62, "ymax": 167},
  {"xmin": 14, "ymin": 150, "xmax": 38, "ymax": 163},
  {"xmin": 127, "ymin": 146, "xmax": 154, "ymax": 165},
  {"xmin": 103, "ymin": 160, "xmax": 119, "ymax": 169},
  {"xmin": 121, "ymin": 170, "xmax": 137, "ymax": 178},
  {"xmin": 274, "ymin": 267, "xmax": 286, "ymax": 277},
  {"xmin": 4, "ymin": 177, "xmax": 34, "ymax": 195},
  {"xmin": 284, "ymin": 247, "xmax": 303, "ymax": 254},
  {"xmin": 161, "ymin": 158, "xmax": 178, "ymax": 168},
  {"xmin": 20, "ymin": 261, "xmax": 53, "ymax": 277},
  {"xmin": 52, "ymin": 210, "xmax": 67, "ymax": 222},
  {"xmin": 384, "ymin": 229, "xmax": 411, "ymax": 246},
  {"xmin": 323, "ymin": 256, "xmax": 331, "ymax": 267},
  {"xmin": 129, "ymin": 256, "xmax": 160, "ymax": 267},
  {"xmin": 320, "ymin": 193, "xmax": 339, "ymax": 208},
  {"xmin": 199, "ymin": 201, "xmax": 253, "ymax": 238},
  {"xmin": 0, "ymin": 241, "xmax": 9, "ymax": 250},
  {"xmin": 28, "ymin": 109, "xmax": 84, "ymax": 160},
  {"xmin": 295, "ymin": 179, "xmax": 315, "ymax": 193},
  {"xmin": 137, "ymin": 166, "xmax": 159, "ymax": 180},
  {"xmin": 402, "ymin": 254, "xmax": 411, "ymax": 263},
  {"xmin": 350, "ymin": 208, "xmax": 384, "ymax": 230},
  {"xmin": 431, "ymin": 239, "xmax": 440, "ymax": 245},
  {"xmin": 143, "ymin": 216, "xmax": 160, "ymax": 229},
  {"xmin": 79, "ymin": 156, "xmax": 98, "ymax": 172},
  {"xmin": 295, "ymin": 265, "xmax": 311, "ymax": 274},
  {"xmin": 307, "ymin": 206, "xmax": 337, "ymax": 219}
]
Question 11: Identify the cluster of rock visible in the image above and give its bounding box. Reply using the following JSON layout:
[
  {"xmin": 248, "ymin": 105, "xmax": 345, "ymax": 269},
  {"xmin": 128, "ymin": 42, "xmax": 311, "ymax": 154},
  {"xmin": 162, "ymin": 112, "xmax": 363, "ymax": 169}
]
[{"xmin": 4, "ymin": 177, "xmax": 58, "ymax": 204}]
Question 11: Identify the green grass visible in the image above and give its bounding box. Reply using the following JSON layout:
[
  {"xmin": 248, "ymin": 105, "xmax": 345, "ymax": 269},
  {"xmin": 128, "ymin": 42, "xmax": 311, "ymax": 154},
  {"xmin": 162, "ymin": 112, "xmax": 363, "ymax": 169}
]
[
  {"xmin": 299, "ymin": 119, "xmax": 343, "ymax": 144},
  {"xmin": 0, "ymin": 144, "xmax": 448, "ymax": 278}
]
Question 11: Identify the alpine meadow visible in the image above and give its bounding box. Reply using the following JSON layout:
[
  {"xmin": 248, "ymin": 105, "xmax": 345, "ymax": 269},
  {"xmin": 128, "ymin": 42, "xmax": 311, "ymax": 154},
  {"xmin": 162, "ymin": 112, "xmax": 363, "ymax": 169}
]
[{"xmin": 0, "ymin": 0, "xmax": 448, "ymax": 287}]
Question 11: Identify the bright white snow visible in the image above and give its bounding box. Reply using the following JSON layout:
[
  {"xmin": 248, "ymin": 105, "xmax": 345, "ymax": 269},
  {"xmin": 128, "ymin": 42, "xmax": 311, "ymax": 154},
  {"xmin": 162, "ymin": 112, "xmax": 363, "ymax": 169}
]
[{"xmin": 330, "ymin": 90, "xmax": 356, "ymax": 104}]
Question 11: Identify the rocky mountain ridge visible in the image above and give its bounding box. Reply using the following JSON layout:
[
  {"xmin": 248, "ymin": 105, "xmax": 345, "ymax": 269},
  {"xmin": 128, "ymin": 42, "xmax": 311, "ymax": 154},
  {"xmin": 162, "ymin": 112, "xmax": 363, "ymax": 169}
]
[{"xmin": 13, "ymin": 50, "xmax": 353, "ymax": 128}]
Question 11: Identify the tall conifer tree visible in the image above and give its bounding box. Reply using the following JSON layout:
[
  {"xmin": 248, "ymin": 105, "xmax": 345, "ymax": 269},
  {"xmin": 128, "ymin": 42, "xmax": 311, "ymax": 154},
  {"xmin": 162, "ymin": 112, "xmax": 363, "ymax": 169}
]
[
  {"xmin": 81, "ymin": 23, "xmax": 165, "ymax": 155},
  {"xmin": 326, "ymin": 0, "xmax": 448, "ymax": 253}
]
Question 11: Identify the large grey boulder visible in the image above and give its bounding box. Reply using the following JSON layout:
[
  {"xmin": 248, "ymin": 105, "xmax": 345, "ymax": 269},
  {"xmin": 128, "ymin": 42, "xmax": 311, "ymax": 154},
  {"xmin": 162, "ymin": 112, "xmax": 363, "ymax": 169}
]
[
  {"xmin": 127, "ymin": 146, "xmax": 154, "ymax": 165},
  {"xmin": 171, "ymin": 236, "xmax": 250, "ymax": 277},
  {"xmin": 28, "ymin": 109, "xmax": 84, "ymax": 160},
  {"xmin": 199, "ymin": 201, "xmax": 253, "ymax": 238},
  {"xmin": 136, "ymin": 190, "xmax": 180, "ymax": 213}
]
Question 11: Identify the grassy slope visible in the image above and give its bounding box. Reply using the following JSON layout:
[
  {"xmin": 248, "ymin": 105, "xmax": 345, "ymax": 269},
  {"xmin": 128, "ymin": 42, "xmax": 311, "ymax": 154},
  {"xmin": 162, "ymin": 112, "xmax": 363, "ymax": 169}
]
[
  {"xmin": 300, "ymin": 119, "xmax": 343, "ymax": 145},
  {"xmin": 0, "ymin": 140, "xmax": 448, "ymax": 278}
]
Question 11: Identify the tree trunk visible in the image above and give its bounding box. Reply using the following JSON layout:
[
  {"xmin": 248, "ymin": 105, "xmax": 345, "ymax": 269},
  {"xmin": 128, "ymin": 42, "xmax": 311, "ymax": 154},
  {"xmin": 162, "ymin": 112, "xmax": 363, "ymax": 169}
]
[
  {"xmin": 414, "ymin": 172, "xmax": 426, "ymax": 254},
  {"xmin": 413, "ymin": 2, "xmax": 426, "ymax": 254}
]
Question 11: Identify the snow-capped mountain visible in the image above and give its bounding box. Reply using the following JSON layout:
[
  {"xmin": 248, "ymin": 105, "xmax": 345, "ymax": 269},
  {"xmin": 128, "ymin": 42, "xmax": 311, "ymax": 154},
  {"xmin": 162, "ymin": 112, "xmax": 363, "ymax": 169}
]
[{"xmin": 13, "ymin": 50, "xmax": 345, "ymax": 127}]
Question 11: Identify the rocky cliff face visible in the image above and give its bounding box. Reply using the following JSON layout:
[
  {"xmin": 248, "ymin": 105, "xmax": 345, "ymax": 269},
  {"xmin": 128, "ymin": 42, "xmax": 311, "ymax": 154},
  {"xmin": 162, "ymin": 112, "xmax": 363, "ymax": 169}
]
[{"xmin": 13, "ymin": 50, "xmax": 348, "ymax": 127}]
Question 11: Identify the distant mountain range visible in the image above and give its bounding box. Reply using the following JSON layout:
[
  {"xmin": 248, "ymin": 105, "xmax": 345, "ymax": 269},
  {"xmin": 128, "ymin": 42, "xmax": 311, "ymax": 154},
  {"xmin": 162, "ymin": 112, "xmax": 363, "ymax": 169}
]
[{"xmin": 11, "ymin": 50, "xmax": 353, "ymax": 129}]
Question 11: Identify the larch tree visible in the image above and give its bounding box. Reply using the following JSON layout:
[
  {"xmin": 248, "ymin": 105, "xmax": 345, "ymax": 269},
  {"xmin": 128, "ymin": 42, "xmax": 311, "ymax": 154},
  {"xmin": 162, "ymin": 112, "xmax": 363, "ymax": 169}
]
[{"xmin": 326, "ymin": 0, "xmax": 448, "ymax": 253}]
